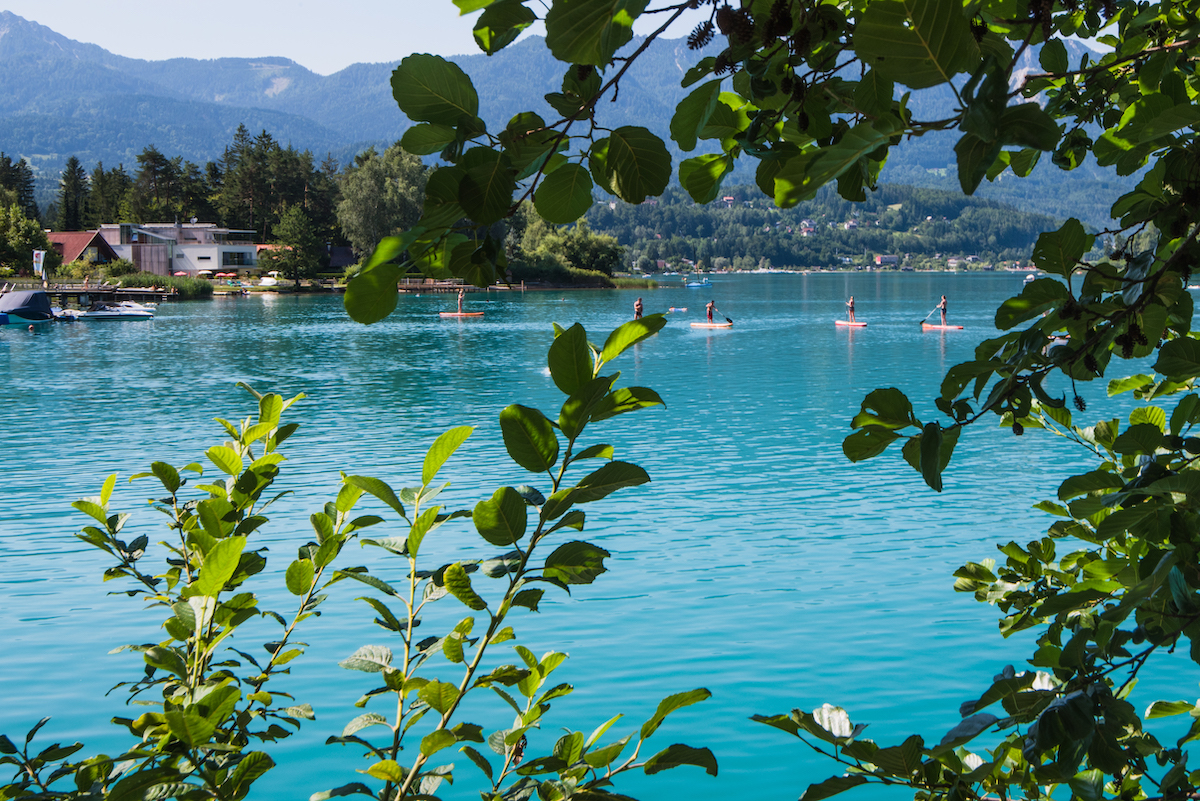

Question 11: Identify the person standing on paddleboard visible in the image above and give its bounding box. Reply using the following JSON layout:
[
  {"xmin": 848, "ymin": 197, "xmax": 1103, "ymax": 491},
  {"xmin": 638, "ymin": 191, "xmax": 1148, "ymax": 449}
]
[
  {"xmin": 457, "ymin": 288, "xmax": 465, "ymax": 314},
  {"xmin": 937, "ymin": 295, "xmax": 947, "ymax": 326},
  {"xmin": 707, "ymin": 300, "xmax": 718, "ymax": 322},
  {"xmin": 846, "ymin": 295, "xmax": 856, "ymax": 323},
  {"xmin": 634, "ymin": 297, "xmax": 643, "ymax": 319}
]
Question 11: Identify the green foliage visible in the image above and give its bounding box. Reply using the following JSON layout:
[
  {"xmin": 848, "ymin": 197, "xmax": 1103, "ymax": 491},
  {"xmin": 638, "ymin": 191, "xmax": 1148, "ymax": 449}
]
[
  {"xmin": 0, "ymin": 201, "xmax": 58, "ymax": 274},
  {"xmin": 1, "ymin": 320, "xmax": 713, "ymax": 801},
  {"xmin": 113, "ymin": 271, "xmax": 214, "ymax": 299}
]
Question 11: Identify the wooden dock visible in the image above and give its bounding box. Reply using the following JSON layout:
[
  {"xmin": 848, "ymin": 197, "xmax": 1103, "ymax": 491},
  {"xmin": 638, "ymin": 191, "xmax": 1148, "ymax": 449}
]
[{"xmin": 46, "ymin": 286, "xmax": 178, "ymax": 307}]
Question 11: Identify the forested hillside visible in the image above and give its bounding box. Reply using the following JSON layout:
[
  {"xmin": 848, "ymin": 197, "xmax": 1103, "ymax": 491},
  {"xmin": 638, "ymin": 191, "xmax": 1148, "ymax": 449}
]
[{"xmin": 588, "ymin": 184, "xmax": 1063, "ymax": 270}]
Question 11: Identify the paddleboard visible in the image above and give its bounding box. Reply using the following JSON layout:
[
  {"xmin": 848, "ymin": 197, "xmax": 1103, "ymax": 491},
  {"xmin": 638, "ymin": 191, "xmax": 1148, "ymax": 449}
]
[
  {"xmin": 691, "ymin": 321, "xmax": 733, "ymax": 328},
  {"xmin": 922, "ymin": 322, "xmax": 963, "ymax": 330},
  {"xmin": 440, "ymin": 312, "xmax": 484, "ymax": 318},
  {"xmin": 835, "ymin": 320, "xmax": 867, "ymax": 327},
  {"xmin": 669, "ymin": 307, "xmax": 688, "ymax": 312}
]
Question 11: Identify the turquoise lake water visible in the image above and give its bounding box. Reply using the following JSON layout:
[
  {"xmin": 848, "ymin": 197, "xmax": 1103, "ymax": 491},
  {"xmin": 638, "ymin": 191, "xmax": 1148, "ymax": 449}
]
[{"xmin": 0, "ymin": 273, "xmax": 1183, "ymax": 799}]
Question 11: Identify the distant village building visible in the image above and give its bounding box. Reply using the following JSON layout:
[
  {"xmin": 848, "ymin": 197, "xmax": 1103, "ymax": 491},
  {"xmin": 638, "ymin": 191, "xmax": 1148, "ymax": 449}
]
[
  {"xmin": 873, "ymin": 254, "xmax": 898, "ymax": 266},
  {"xmin": 99, "ymin": 222, "xmax": 258, "ymax": 276}
]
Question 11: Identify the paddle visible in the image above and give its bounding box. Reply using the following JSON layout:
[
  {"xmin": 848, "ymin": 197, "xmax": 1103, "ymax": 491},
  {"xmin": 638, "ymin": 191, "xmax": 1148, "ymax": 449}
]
[{"xmin": 920, "ymin": 306, "xmax": 938, "ymax": 325}]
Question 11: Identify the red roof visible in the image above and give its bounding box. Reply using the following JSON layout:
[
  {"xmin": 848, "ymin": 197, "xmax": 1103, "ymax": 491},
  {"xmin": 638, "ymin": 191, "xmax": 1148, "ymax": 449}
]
[{"xmin": 47, "ymin": 230, "xmax": 119, "ymax": 264}]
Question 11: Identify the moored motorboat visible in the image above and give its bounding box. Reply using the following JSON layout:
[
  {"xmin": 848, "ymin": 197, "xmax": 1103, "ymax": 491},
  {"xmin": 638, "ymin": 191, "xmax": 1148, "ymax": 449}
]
[
  {"xmin": 0, "ymin": 290, "xmax": 55, "ymax": 325},
  {"xmin": 63, "ymin": 300, "xmax": 155, "ymax": 321}
]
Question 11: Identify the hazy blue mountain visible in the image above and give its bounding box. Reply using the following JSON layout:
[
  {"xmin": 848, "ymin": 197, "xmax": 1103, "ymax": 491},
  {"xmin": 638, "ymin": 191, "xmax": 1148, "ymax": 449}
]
[{"xmin": 0, "ymin": 10, "xmax": 1127, "ymax": 228}]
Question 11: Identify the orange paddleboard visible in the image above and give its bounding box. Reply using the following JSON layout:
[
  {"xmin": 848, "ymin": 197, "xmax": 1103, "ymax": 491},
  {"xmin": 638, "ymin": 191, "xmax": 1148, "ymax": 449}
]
[
  {"xmin": 440, "ymin": 312, "xmax": 484, "ymax": 317},
  {"xmin": 835, "ymin": 320, "xmax": 866, "ymax": 327},
  {"xmin": 691, "ymin": 321, "xmax": 732, "ymax": 328}
]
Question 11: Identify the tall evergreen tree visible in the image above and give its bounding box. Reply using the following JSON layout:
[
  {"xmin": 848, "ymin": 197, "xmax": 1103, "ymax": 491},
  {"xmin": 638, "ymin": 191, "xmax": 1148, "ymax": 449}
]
[
  {"xmin": 56, "ymin": 156, "xmax": 89, "ymax": 231},
  {"xmin": 0, "ymin": 153, "xmax": 39, "ymax": 222}
]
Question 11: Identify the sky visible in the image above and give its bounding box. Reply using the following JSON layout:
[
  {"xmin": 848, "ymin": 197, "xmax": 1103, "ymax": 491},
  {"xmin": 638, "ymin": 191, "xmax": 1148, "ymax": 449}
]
[{"xmin": 4, "ymin": 0, "xmax": 703, "ymax": 75}]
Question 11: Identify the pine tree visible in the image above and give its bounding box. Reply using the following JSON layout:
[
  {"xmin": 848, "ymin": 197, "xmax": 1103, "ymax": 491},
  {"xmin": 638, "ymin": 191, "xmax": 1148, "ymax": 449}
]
[{"xmin": 56, "ymin": 156, "xmax": 89, "ymax": 231}]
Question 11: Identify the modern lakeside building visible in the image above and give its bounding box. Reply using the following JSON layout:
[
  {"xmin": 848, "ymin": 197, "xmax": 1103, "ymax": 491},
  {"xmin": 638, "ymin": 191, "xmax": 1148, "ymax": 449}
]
[{"xmin": 93, "ymin": 222, "xmax": 258, "ymax": 276}]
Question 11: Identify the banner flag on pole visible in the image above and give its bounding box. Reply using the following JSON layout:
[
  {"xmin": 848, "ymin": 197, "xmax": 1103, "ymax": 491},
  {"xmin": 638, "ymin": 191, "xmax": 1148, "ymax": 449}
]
[{"xmin": 32, "ymin": 250, "xmax": 45, "ymax": 277}]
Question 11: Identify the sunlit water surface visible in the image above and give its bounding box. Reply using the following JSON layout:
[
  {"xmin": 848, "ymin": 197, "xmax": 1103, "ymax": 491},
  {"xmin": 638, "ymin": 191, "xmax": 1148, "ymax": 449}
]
[{"xmin": 0, "ymin": 274, "xmax": 1187, "ymax": 799}]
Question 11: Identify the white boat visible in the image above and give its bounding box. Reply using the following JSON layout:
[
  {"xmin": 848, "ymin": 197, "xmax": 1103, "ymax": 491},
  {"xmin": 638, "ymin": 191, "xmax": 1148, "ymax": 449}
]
[
  {"xmin": 63, "ymin": 300, "xmax": 155, "ymax": 321},
  {"xmin": 685, "ymin": 277, "xmax": 712, "ymax": 288}
]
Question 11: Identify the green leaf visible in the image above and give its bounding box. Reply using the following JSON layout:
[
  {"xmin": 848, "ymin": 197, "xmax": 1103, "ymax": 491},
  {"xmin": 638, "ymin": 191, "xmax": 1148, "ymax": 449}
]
[
  {"xmin": 800, "ymin": 775, "xmax": 868, "ymax": 801},
  {"xmin": 1057, "ymin": 471, "xmax": 1124, "ymax": 501},
  {"xmin": 590, "ymin": 127, "xmax": 672, "ymax": 204},
  {"xmin": 643, "ymin": 743, "xmax": 718, "ymax": 776},
  {"xmin": 852, "ymin": 387, "xmax": 915, "ymax": 429},
  {"xmin": 855, "ymin": 0, "xmax": 980, "ymax": 89},
  {"xmin": 1146, "ymin": 700, "xmax": 1196, "ymax": 718},
  {"xmin": 919, "ymin": 422, "xmax": 944, "ymax": 492},
  {"xmin": 225, "ymin": 751, "xmax": 274, "ymax": 799},
  {"xmin": 151, "ymin": 461, "xmax": 181, "ymax": 493},
  {"xmin": 339, "ymin": 645, "xmax": 393, "ymax": 673},
  {"xmin": 445, "ymin": 562, "xmax": 488, "ymax": 610},
  {"xmin": 285, "ymin": 559, "xmax": 315, "ymax": 596},
  {"xmin": 871, "ymin": 735, "xmax": 925, "ymax": 777},
  {"xmin": 193, "ymin": 536, "xmax": 247, "ymax": 597},
  {"xmin": 474, "ymin": 487, "xmax": 528, "ymax": 546},
  {"xmin": 534, "ymin": 163, "xmax": 594, "ymax": 224},
  {"xmin": 1031, "ymin": 218, "xmax": 1090, "ymax": 279},
  {"xmin": 854, "ymin": 69, "xmax": 894, "ymax": 117},
  {"xmin": 1109, "ymin": 374, "xmax": 1155, "ymax": 396},
  {"xmin": 954, "ymin": 132, "xmax": 1001, "ymax": 195},
  {"xmin": 165, "ymin": 709, "xmax": 217, "ymax": 747},
  {"xmin": 679, "ymin": 154, "xmax": 734, "ymax": 204},
  {"xmin": 344, "ymin": 261, "xmax": 402, "ymax": 325},
  {"xmin": 1155, "ymin": 337, "xmax": 1200, "ymax": 381},
  {"xmin": 548, "ymin": 323, "xmax": 594, "ymax": 395},
  {"xmin": 670, "ymin": 81, "xmax": 723, "ymax": 152},
  {"xmin": 392, "ymin": 54, "xmax": 480, "ymax": 125},
  {"xmin": 775, "ymin": 120, "xmax": 899, "ymax": 207},
  {"xmin": 422, "ymin": 426, "xmax": 474, "ymax": 486},
  {"xmin": 543, "ymin": 540, "xmax": 610, "ymax": 585},
  {"xmin": 421, "ymin": 729, "xmax": 458, "ymax": 757},
  {"xmin": 560, "ymin": 375, "xmax": 619, "ymax": 440},
  {"xmin": 999, "ymin": 103, "xmax": 1060, "ymax": 151},
  {"xmin": 842, "ymin": 426, "xmax": 901, "ymax": 461},
  {"xmin": 1112, "ymin": 423, "xmax": 1164, "ymax": 455},
  {"xmin": 500, "ymin": 404, "xmax": 560, "ymax": 473},
  {"xmin": 1068, "ymin": 769, "xmax": 1106, "ymax": 801},
  {"xmin": 1040, "ymin": 39, "xmax": 1068, "ymax": 72},
  {"xmin": 207, "ymin": 445, "xmax": 242, "ymax": 476},
  {"xmin": 473, "ymin": 0, "xmax": 537, "ymax": 54},
  {"xmin": 589, "ymin": 386, "xmax": 665, "ymax": 422},
  {"xmin": 599, "ymin": 315, "xmax": 667, "ymax": 365},
  {"xmin": 400, "ymin": 123, "xmax": 458, "ymax": 156},
  {"xmin": 364, "ymin": 760, "xmax": 407, "ymax": 784},
  {"xmin": 459, "ymin": 147, "xmax": 516, "ymax": 226},
  {"xmin": 640, "ymin": 688, "xmax": 711, "ymax": 739},
  {"xmin": 343, "ymin": 713, "xmax": 389, "ymax": 737},
  {"xmin": 570, "ymin": 461, "xmax": 649, "ymax": 502},
  {"xmin": 345, "ymin": 476, "xmax": 405, "ymax": 518},
  {"xmin": 544, "ymin": 0, "xmax": 649, "ymax": 66},
  {"xmin": 419, "ymin": 680, "xmax": 460, "ymax": 715},
  {"xmin": 995, "ymin": 278, "xmax": 1069, "ymax": 330}
]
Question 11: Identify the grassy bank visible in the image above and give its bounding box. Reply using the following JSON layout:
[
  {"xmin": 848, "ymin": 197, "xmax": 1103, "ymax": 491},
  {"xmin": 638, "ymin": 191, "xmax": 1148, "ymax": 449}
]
[{"xmin": 116, "ymin": 273, "xmax": 214, "ymax": 300}]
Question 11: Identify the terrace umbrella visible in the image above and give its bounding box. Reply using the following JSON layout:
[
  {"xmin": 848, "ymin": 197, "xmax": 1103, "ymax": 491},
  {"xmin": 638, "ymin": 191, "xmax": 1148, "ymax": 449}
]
[
  {"xmin": 197, "ymin": 269, "xmax": 213, "ymax": 276},
  {"xmin": 173, "ymin": 271, "xmax": 188, "ymax": 276}
]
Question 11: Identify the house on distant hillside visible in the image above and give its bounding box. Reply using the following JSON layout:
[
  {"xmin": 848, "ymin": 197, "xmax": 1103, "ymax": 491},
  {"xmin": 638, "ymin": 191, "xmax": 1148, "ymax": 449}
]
[
  {"xmin": 47, "ymin": 230, "xmax": 120, "ymax": 267},
  {"xmin": 99, "ymin": 222, "xmax": 258, "ymax": 276}
]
